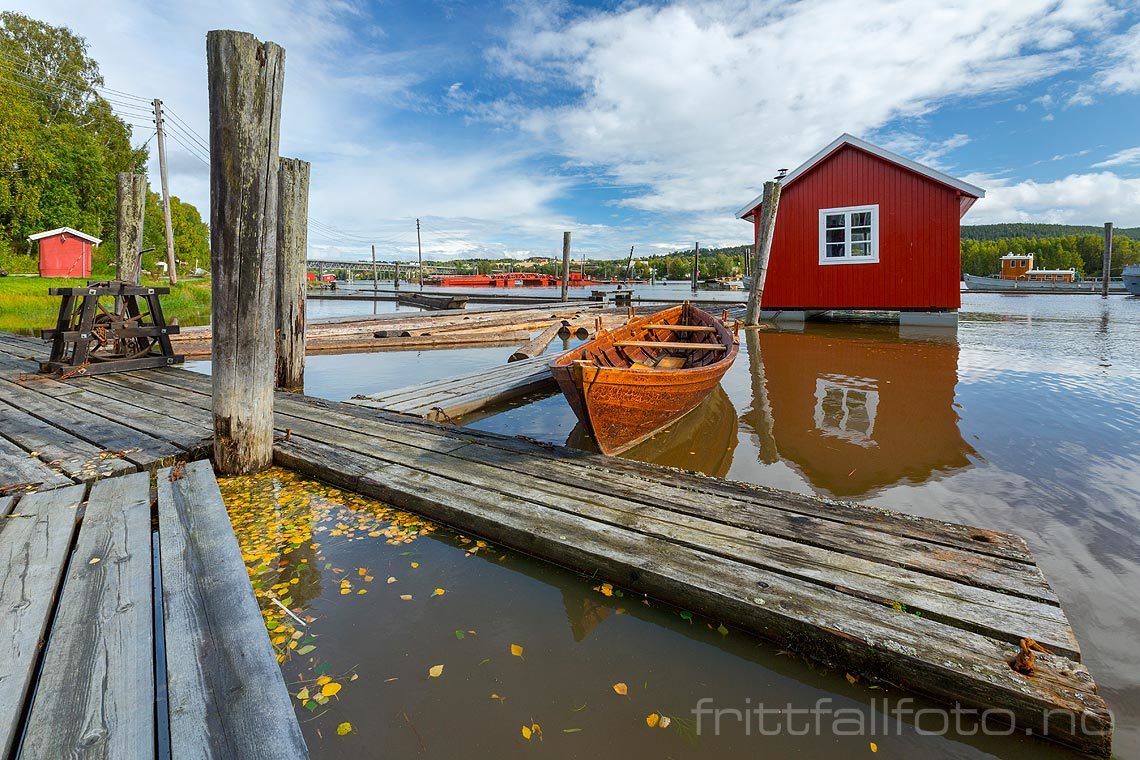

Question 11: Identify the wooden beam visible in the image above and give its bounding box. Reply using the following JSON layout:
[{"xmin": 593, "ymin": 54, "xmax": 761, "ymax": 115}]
[
  {"xmin": 745, "ymin": 180, "xmax": 781, "ymax": 326},
  {"xmin": 642, "ymin": 323, "xmax": 716, "ymax": 332},
  {"xmin": 19, "ymin": 474, "xmax": 153, "ymax": 759},
  {"xmin": 207, "ymin": 30, "xmax": 285, "ymax": 474},
  {"xmin": 115, "ymin": 172, "xmax": 147, "ymax": 284},
  {"xmin": 0, "ymin": 485, "xmax": 84, "ymax": 759},
  {"xmin": 157, "ymin": 460, "xmax": 307, "ymax": 758},
  {"xmin": 276, "ymin": 157, "xmax": 310, "ymax": 391},
  {"xmin": 613, "ymin": 340, "xmax": 727, "ymax": 351}
]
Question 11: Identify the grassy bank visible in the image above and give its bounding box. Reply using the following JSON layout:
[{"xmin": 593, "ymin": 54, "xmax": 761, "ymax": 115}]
[{"xmin": 0, "ymin": 276, "xmax": 212, "ymax": 334}]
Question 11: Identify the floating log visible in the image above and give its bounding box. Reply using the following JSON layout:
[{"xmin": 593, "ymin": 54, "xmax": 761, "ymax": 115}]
[
  {"xmin": 397, "ymin": 292, "xmax": 469, "ymax": 310},
  {"xmin": 509, "ymin": 322, "xmax": 563, "ymax": 362}
]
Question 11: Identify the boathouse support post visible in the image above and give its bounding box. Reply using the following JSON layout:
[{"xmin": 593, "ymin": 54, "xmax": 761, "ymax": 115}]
[
  {"xmin": 276, "ymin": 157, "xmax": 309, "ymax": 391},
  {"xmin": 115, "ymin": 172, "xmax": 147, "ymax": 284},
  {"xmin": 207, "ymin": 29, "xmax": 285, "ymax": 474},
  {"xmin": 691, "ymin": 242, "xmax": 700, "ymax": 291},
  {"xmin": 1102, "ymin": 222, "xmax": 1113, "ymax": 297},
  {"xmin": 395, "ymin": 260, "xmax": 400, "ymax": 290},
  {"xmin": 561, "ymin": 231, "xmax": 572, "ymax": 302},
  {"xmin": 744, "ymin": 181, "xmax": 781, "ymax": 326}
]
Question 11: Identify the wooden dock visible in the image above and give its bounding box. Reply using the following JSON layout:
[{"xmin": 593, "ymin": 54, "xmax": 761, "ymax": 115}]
[{"xmin": 0, "ymin": 330, "xmax": 1113, "ymax": 756}]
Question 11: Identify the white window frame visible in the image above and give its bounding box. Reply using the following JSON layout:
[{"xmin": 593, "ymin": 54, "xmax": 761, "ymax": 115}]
[{"xmin": 818, "ymin": 204, "xmax": 879, "ymax": 265}]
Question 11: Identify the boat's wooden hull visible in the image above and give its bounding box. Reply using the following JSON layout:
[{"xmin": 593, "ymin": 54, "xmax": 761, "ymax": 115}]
[{"xmin": 550, "ymin": 305, "xmax": 738, "ymax": 455}]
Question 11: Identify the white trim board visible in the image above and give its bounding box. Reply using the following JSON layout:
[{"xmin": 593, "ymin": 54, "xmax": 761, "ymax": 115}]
[{"xmin": 27, "ymin": 227, "xmax": 103, "ymax": 245}]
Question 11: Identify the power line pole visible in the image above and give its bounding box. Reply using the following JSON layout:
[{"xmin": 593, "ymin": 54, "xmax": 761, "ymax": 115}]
[
  {"xmin": 416, "ymin": 218, "xmax": 423, "ymax": 290},
  {"xmin": 152, "ymin": 98, "xmax": 178, "ymax": 285},
  {"xmin": 371, "ymin": 244, "xmax": 378, "ymax": 299}
]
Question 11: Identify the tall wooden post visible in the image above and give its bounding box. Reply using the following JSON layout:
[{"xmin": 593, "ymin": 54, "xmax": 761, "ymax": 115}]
[
  {"xmin": 744, "ymin": 181, "xmax": 782, "ymax": 326},
  {"xmin": 561, "ymin": 231, "xmax": 572, "ymax": 302},
  {"xmin": 208, "ymin": 30, "xmax": 285, "ymax": 474},
  {"xmin": 394, "ymin": 260, "xmax": 400, "ymax": 290},
  {"xmin": 275, "ymin": 157, "xmax": 308, "ymax": 390},
  {"xmin": 691, "ymin": 242, "xmax": 700, "ymax": 291},
  {"xmin": 1102, "ymin": 222, "xmax": 1113, "ymax": 297},
  {"xmin": 371, "ymin": 244, "xmax": 378, "ymax": 298},
  {"xmin": 115, "ymin": 172, "xmax": 147, "ymax": 284},
  {"xmin": 152, "ymin": 99, "xmax": 179, "ymax": 285},
  {"xmin": 416, "ymin": 218, "xmax": 423, "ymax": 290}
]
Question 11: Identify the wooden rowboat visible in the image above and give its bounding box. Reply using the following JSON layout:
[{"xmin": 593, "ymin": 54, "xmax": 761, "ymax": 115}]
[{"xmin": 550, "ymin": 304, "xmax": 739, "ymax": 455}]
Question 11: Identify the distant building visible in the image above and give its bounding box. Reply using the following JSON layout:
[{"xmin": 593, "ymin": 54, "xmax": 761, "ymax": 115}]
[
  {"xmin": 1000, "ymin": 253, "xmax": 1075, "ymax": 282},
  {"xmin": 28, "ymin": 227, "xmax": 101, "ymax": 278},
  {"xmin": 737, "ymin": 134, "xmax": 985, "ymax": 325}
]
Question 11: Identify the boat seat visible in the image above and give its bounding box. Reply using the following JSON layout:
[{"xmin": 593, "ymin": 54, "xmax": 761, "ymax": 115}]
[
  {"xmin": 613, "ymin": 341, "xmax": 727, "ymax": 351},
  {"xmin": 630, "ymin": 356, "xmax": 688, "ymax": 370},
  {"xmin": 642, "ymin": 324, "xmax": 717, "ymax": 332}
]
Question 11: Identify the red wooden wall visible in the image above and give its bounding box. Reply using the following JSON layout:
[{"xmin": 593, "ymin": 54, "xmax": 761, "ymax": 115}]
[
  {"xmin": 37, "ymin": 234, "xmax": 92, "ymax": 277},
  {"xmin": 757, "ymin": 145, "xmax": 963, "ymax": 311}
]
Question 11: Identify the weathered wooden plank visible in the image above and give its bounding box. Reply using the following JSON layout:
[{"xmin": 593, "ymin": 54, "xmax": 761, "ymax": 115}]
[
  {"xmin": 157, "ymin": 460, "xmax": 307, "ymax": 759},
  {"xmin": 0, "ymin": 434, "xmax": 73, "ymax": 491},
  {"xmin": 275, "ymin": 437, "xmax": 1109, "ymax": 757},
  {"xmin": 0, "ymin": 485, "xmax": 84, "ymax": 759},
  {"xmin": 0, "ymin": 402, "xmax": 136, "ymax": 482},
  {"xmin": 19, "ymin": 473, "xmax": 153, "ymax": 760},
  {"xmin": 207, "ymin": 29, "xmax": 284, "ymax": 474}
]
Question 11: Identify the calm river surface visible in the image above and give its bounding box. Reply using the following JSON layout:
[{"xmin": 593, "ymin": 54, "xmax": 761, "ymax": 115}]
[{"xmin": 206, "ymin": 292, "xmax": 1140, "ymax": 759}]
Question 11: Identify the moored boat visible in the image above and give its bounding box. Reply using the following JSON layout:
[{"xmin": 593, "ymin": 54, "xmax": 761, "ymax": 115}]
[
  {"xmin": 963, "ymin": 273, "xmax": 1127, "ymax": 293},
  {"xmin": 550, "ymin": 304, "xmax": 739, "ymax": 455},
  {"xmin": 1124, "ymin": 265, "xmax": 1140, "ymax": 296}
]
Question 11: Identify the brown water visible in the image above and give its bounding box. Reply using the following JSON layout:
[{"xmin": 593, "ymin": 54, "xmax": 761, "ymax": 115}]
[{"xmin": 215, "ymin": 293, "xmax": 1140, "ymax": 758}]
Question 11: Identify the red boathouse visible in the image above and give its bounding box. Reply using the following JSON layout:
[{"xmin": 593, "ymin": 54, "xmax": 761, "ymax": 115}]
[
  {"xmin": 27, "ymin": 227, "xmax": 102, "ymax": 278},
  {"xmin": 737, "ymin": 134, "xmax": 984, "ymax": 324}
]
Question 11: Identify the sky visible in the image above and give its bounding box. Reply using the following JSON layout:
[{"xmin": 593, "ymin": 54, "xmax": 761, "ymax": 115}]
[{"xmin": 10, "ymin": 0, "xmax": 1140, "ymax": 262}]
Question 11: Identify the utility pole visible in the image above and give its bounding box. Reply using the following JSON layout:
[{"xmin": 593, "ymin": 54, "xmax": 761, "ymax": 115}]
[
  {"xmin": 152, "ymin": 98, "xmax": 178, "ymax": 285},
  {"xmin": 372, "ymin": 244, "xmax": 378, "ymax": 298},
  {"xmin": 416, "ymin": 218, "xmax": 423, "ymax": 290}
]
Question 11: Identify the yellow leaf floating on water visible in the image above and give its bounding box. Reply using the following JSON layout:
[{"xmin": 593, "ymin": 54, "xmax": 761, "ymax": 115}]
[
  {"xmin": 387, "ymin": 576, "xmax": 397, "ymax": 584},
  {"xmin": 521, "ymin": 723, "xmax": 542, "ymax": 741},
  {"xmin": 88, "ymin": 557, "xmax": 101, "ymax": 565},
  {"xmin": 358, "ymin": 567, "xmax": 367, "ymax": 576},
  {"xmin": 296, "ymin": 687, "xmax": 309, "ymax": 701},
  {"xmin": 659, "ymin": 716, "xmax": 671, "ymax": 729},
  {"xmin": 428, "ymin": 664, "xmax": 444, "ymax": 678},
  {"xmin": 870, "ymin": 742, "xmax": 878, "ymax": 753},
  {"xmin": 322, "ymin": 682, "xmax": 342, "ymax": 698},
  {"xmin": 612, "ymin": 682, "xmax": 628, "ymax": 696},
  {"xmin": 521, "ymin": 725, "xmax": 532, "ymax": 741},
  {"xmin": 646, "ymin": 713, "xmax": 660, "ymax": 728},
  {"xmin": 336, "ymin": 722, "xmax": 352, "ymax": 736},
  {"xmin": 410, "ymin": 562, "xmax": 419, "ymax": 568},
  {"xmin": 400, "ymin": 594, "xmax": 413, "ymax": 601},
  {"xmin": 316, "ymin": 676, "xmax": 331, "ymax": 686},
  {"xmin": 432, "ymin": 588, "xmax": 445, "ymax": 597},
  {"xmin": 510, "ymin": 643, "xmax": 524, "ymax": 657}
]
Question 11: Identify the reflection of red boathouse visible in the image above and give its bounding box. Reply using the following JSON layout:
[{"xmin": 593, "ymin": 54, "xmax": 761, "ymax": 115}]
[
  {"xmin": 743, "ymin": 326, "xmax": 975, "ymax": 498},
  {"xmin": 424, "ymin": 271, "xmax": 645, "ymax": 288}
]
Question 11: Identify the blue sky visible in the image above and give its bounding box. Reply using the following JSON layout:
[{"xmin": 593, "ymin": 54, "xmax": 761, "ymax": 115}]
[{"xmin": 12, "ymin": 0, "xmax": 1140, "ymax": 261}]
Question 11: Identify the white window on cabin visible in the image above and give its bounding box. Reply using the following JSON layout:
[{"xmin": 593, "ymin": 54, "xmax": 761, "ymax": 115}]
[{"xmin": 818, "ymin": 205, "xmax": 879, "ymax": 265}]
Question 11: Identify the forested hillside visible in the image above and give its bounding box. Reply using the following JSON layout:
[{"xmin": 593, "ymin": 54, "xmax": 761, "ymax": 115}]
[
  {"xmin": 0, "ymin": 12, "xmax": 207, "ymax": 275},
  {"xmin": 962, "ymin": 223, "xmax": 1140, "ymax": 241}
]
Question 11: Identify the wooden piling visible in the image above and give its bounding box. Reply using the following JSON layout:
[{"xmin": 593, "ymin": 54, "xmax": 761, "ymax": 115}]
[
  {"xmin": 561, "ymin": 232, "xmax": 572, "ymax": 302},
  {"xmin": 691, "ymin": 242, "xmax": 699, "ymax": 291},
  {"xmin": 207, "ymin": 29, "xmax": 285, "ymax": 474},
  {"xmin": 1102, "ymin": 222, "xmax": 1113, "ymax": 297},
  {"xmin": 275, "ymin": 157, "xmax": 309, "ymax": 391},
  {"xmin": 115, "ymin": 173, "xmax": 147, "ymax": 284},
  {"xmin": 744, "ymin": 181, "xmax": 781, "ymax": 326}
]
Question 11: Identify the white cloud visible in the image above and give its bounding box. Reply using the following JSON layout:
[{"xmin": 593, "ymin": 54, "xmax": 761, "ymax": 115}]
[
  {"xmin": 964, "ymin": 171, "xmax": 1140, "ymax": 224},
  {"xmin": 1092, "ymin": 146, "xmax": 1140, "ymax": 168},
  {"xmin": 873, "ymin": 132, "xmax": 971, "ymax": 170},
  {"xmin": 490, "ymin": 0, "xmax": 1108, "ymax": 215},
  {"xmin": 1069, "ymin": 22, "xmax": 1140, "ymax": 105}
]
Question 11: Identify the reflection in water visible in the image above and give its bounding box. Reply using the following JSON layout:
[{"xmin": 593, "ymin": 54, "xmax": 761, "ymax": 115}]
[
  {"xmin": 567, "ymin": 385, "xmax": 739, "ymax": 477},
  {"xmin": 743, "ymin": 326, "xmax": 976, "ymax": 498}
]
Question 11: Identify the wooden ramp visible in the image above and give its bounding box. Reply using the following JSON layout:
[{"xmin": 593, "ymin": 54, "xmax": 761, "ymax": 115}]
[
  {"xmin": 0, "ymin": 331, "xmax": 1112, "ymax": 756},
  {"xmin": 347, "ymin": 352, "xmax": 562, "ymax": 421}
]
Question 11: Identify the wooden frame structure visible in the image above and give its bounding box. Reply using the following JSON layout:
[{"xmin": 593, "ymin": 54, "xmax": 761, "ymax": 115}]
[{"xmin": 40, "ymin": 280, "xmax": 183, "ymax": 377}]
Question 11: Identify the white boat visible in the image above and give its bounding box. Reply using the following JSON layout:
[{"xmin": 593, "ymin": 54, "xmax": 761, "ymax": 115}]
[
  {"xmin": 1124, "ymin": 265, "xmax": 1140, "ymax": 296},
  {"xmin": 963, "ymin": 273, "xmax": 1127, "ymax": 293}
]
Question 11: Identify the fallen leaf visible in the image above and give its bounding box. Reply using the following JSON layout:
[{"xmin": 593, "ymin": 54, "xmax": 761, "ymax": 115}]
[
  {"xmin": 316, "ymin": 676, "xmax": 331, "ymax": 686},
  {"xmin": 296, "ymin": 687, "xmax": 310, "ymax": 701},
  {"xmin": 410, "ymin": 562, "xmax": 419, "ymax": 568},
  {"xmin": 321, "ymin": 682, "xmax": 342, "ymax": 698},
  {"xmin": 88, "ymin": 557, "xmax": 101, "ymax": 565},
  {"xmin": 659, "ymin": 716, "xmax": 671, "ymax": 729},
  {"xmin": 870, "ymin": 742, "xmax": 878, "ymax": 753},
  {"xmin": 428, "ymin": 664, "xmax": 444, "ymax": 678},
  {"xmin": 455, "ymin": 630, "xmax": 466, "ymax": 640},
  {"xmin": 612, "ymin": 682, "xmax": 628, "ymax": 696},
  {"xmin": 846, "ymin": 673, "xmax": 858, "ymax": 685},
  {"xmin": 358, "ymin": 567, "xmax": 367, "ymax": 576},
  {"xmin": 400, "ymin": 594, "xmax": 413, "ymax": 601},
  {"xmin": 521, "ymin": 725, "xmax": 532, "ymax": 741},
  {"xmin": 562, "ymin": 727, "xmax": 582, "ymax": 733},
  {"xmin": 337, "ymin": 722, "xmax": 352, "ymax": 736},
  {"xmin": 387, "ymin": 576, "xmax": 397, "ymax": 584},
  {"xmin": 717, "ymin": 623, "xmax": 729, "ymax": 636},
  {"xmin": 432, "ymin": 588, "xmax": 445, "ymax": 597},
  {"xmin": 510, "ymin": 643, "xmax": 524, "ymax": 657},
  {"xmin": 646, "ymin": 713, "xmax": 660, "ymax": 728}
]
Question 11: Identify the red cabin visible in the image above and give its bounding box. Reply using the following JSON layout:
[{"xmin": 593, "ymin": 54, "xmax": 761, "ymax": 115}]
[
  {"xmin": 27, "ymin": 227, "xmax": 101, "ymax": 278},
  {"xmin": 737, "ymin": 134, "xmax": 984, "ymax": 320}
]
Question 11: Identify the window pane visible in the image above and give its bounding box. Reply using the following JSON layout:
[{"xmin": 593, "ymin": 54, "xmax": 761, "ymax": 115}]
[
  {"xmin": 851, "ymin": 242, "xmax": 871, "ymax": 257},
  {"xmin": 850, "ymin": 211, "xmax": 871, "ymax": 227},
  {"xmin": 850, "ymin": 227, "xmax": 871, "ymax": 242},
  {"xmin": 825, "ymin": 214, "xmax": 845, "ymax": 228},
  {"xmin": 826, "ymin": 228, "xmax": 845, "ymax": 243},
  {"xmin": 826, "ymin": 243, "xmax": 846, "ymax": 258}
]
